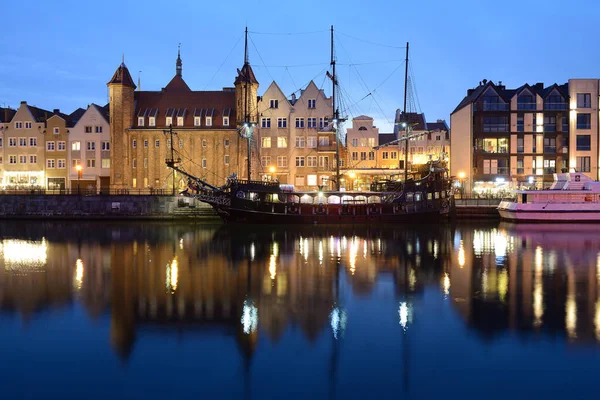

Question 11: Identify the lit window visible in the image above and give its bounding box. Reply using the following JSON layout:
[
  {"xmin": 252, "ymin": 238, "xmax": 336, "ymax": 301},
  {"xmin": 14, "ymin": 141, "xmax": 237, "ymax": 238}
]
[
  {"xmin": 72, "ymin": 141, "xmax": 80, "ymax": 151},
  {"xmin": 261, "ymin": 137, "xmax": 271, "ymax": 148},
  {"xmin": 223, "ymin": 117, "xmax": 229, "ymax": 126},
  {"xmin": 177, "ymin": 116, "xmax": 184, "ymax": 126},
  {"xmin": 194, "ymin": 117, "xmax": 201, "ymax": 126},
  {"xmin": 102, "ymin": 159, "xmax": 110, "ymax": 168},
  {"xmin": 144, "ymin": 158, "xmax": 148, "ymax": 168},
  {"xmin": 149, "ymin": 117, "xmax": 156, "ymax": 127},
  {"xmin": 277, "ymin": 137, "xmax": 287, "ymax": 148},
  {"xmin": 166, "ymin": 116, "xmax": 173, "ymax": 126},
  {"xmin": 206, "ymin": 116, "xmax": 212, "ymax": 126},
  {"xmin": 224, "ymin": 155, "xmax": 230, "ymax": 165}
]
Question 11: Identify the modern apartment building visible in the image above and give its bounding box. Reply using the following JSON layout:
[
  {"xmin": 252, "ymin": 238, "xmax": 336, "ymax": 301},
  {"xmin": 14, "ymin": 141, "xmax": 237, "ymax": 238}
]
[
  {"xmin": 450, "ymin": 80, "xmax": 584, "ymax": 195},
  {"xmin": 69, "ymin": 104, "xmax": 111, "ymax": 192},
  {"xmin": 108, "ymin": 50, "xmax": 250, "ymax": 191}
]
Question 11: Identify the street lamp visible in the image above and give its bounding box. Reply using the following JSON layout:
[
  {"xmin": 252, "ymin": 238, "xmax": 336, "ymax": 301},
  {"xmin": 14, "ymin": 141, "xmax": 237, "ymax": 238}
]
[{"xmin": 75, "ymin": 164, "xmax": 82, "ymax": 194}]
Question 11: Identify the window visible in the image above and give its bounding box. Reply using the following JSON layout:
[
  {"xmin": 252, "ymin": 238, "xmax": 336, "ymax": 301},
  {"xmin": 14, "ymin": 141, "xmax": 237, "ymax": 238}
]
[
  {"xmin": 9, "ymin": 137, "xmax": 16, "ymax": 147},
  {"xmin": 202, "ymin": 159, "xmax": 207, "ymax": 168},
  {"xmin": 577, "ymin": 113, "xmax": 591, "ymax": 129},
  {"xmin": 576, "ymin": 135, "xmax": 591, "ymax": 151},
  {"xmin": 9, "ymin": 155, "xmax": 16, "ymax": 164},
  {"xmin": 132, "ymin": 139, "xmax": 137, "ymax": 148},
  {"xmin": 543, "ymin": 159, "xmax": 556, "ymax": 174},
  {"xmin": 360, "ymin": 138, "xmax": 367, "ymax": 147},
  {"xmin": 138, "ymin": 117, "xmax": 144, "ymax": 126},
  {"xmin": 149, "ymin": 117, "xmax": 156, "ymax": 127},
  {"xmin": 360, "ymin": 152, "xmax": 367, "ymax": 161},
  {"xmin": 261, "ymin": 137, "xmax": 271, "ymax": 148},
  {"xmin": 177, "ymin": 116, "xmax": 184, "ymax": 126},
  {"xmin": 19, "ymin": 155, "xmax": 27, "ymax": 164},
  {"xmin": 219, "ymin": 116, "xmax": 228, "ymax": 126},
  {"xmin": 351, "ymin": 138, "xmax": 358, "ymax": 147},
  {"xmin": 436, "ymin": 135, "xmax": 441, "ymax": 141},
  {"xmin": 25, "ymin": 122, "xmax": 32, "ymax": 129},
  {"xmin": 577, "ymin": 93, "xmax": 591, "ymax": 108},
  {"xmin": 261, "ymin": 156, "xmax": 271, "ymax": 167},
  {"xmin": 517, "ymin": 137, "xmax": 524, "ymax": 153},
  {"xmin": 144, "ymin": 139, "xmax": 148, "ymax": 148},
  {"xmin": 72, "ymin": 159, "xmax": 80, "ymax": 167},
  {"xmin": 194, "ymin": 117, "xmax": 201, "ymax": 126},
  {"xmin": 144, "ymin": 158, "xmax": 148, "ymax": 168},
  {"xmin": 307, "ymin": 156, "xmax": 317, "ymax": 167},
  {"xmin": 277, "ymin": 156, "xmax": 287, "ymax": 168},
  {"xmin": 29, "ymin": 137, "xmax": 37, "ymax": 147},
  {"xmin": 102, "ymin": 141, "xmax": 110, "ymax": 151},
  {"xmin": 261, "ymin": 118, "xmax": 271, "ymax": 128},
  {"xmin": 0, "ymin": 138, "xmax": 3, "ymax": 147},
  {"xmin": 482, "ymin": 94, "xmax": 508, "ymax": 111},
  {"xmin": 295, "ymin": 118, "xmax": 305, "ymax": 128},
  {"xmin": 517, "ymin": 94, "xmax": 536, "ymax": 110},
  {"xmin": 47, "ymin": 141, "xmax": 55, "ymax": 151},
  {"xmin": 224, "ymin": 138, "xmax": 230, "ymax": 147},
  {"xmin": 368, "ymin": 138, "xmax": 375, "ymax": 147},
  {"xmin": 15, "ymin": 122, "xmax": 23, "ymax": 129},
  {"xmin": 544, "ymin": 116, "xmax": 556, "ymax": 132},
  {"xmin": 167, "ymin": 139, "xmax": 172, "ymax": 148},
  {"xmin": 30, "ymin": 155, "xmax": 37, "ymax": 164},
  {"xmin": 576, "ymin": 156, "xmax": 591, "ymax": 172},
  {"xmin": 224, "ymin": 155, "xmax": 230, "ymax": 165},
  {"xmin": 517, "ymin": 158, "xmax": 524, "ymax": 174},
  {"xmin": 72, "ymin": 141, "xmax": 80, "ymax": 151},
  {"xmin": 295, "ymin": 156, "xmax": 305, "ymax": 167},
  {"xmin": 368, "ymin": 151, "xmax": 375, "ymax": 160},
  {"xmin": 166, "ymin": 117, "xmax": 173, "ymax": 126},
  {"xmin": 319, "ymin": 118, "xmax": 326, "ymax": 129},
  {"xmin": 58, "ymin": 159, "xmax": 66, "ymax": 169},
  {"xmin": 95, "ymin": 126, "xmax": 103, "ymax": 133},
  {"xmin": 483, "ymin": 116, "xmax": 509, "ymax": 132},
  {"xmin": 132, "ymin": 178, "xmax": 137, "ymax": 188},
  {"xmin": 85, "ymin": 126, "xmax": 92, "ymax": 133},
  {"xmin": 19, "ymin": 138, "xmax": 27, "ymax": 147},
  {"xmin": 351, "ymin": 152, "xmax": 358, "ymax": 161},
  {"xmin": 277, "ymin": 136, "xmax": 287, "ymax": 148},
  {"xmin": 307, "ymin": 137, "xmax": 317, "ymax": 148},
  {"xmin": 46, "ymin": 159, "xmax": 55, "ymax": 168},
  {"xmin": 58, "ymin": 141, "xmax": 66, "ymax": 151},
  {"xmin": 102, "ymin": 159, "xmax": 110, "ymax": 168},
  {"xmin": 391, "ymin": 151, "xmax": 397, "ymax": 159},
  {"xmin": 295, "ymin": 137, "xmax": 305, "ymax": 148},
  {"xmin": 307, "ymin": 117, "xmax": 317, "ymax": 128},
  {"xmin": 382, "ymin": 151, "xmax": 389, "ymax": 159},
  {"xmin": 307, "ymin": 175, "xmax": 317, "ymax": 186},
  {"xmin": 517, "ymin": 115, "xmax": 524, "ymax": 132},
  {"xmin": 270, "ymin": 99, "xmax": 279, "ymax": 109},
  {"xmin": 206, "ymin": 117, "xmax": 212, "ymax": 126},
  {"xmin": 318, "ymin": 156, "xmax": 329, "ymax": 168},
  {"xmin": 179, "ymin": 139, "xmax": 183, "ymax": 149},
  {"xmin": 543, "ymin": 137, "xmax": 556, "ymax": 153},
  {"xmin": 308, "ymin": 99, "xmax": 316, "ymax": 109},
  {"xmin": 155, "ymin": 139, "xmax": 160, "ymax": 148},
  {"xmin": 478, "ymin": 138, "xmax": 509, "ymax": 153},
  {"xmin": 318, "ymin": 137, "xmax": 329, "ymax": 146},
  {"xmin": 133, "ymin": 159, "xmax": 137, "ymax": 168},
  {"xmin": 87, "ymin": 159, "xmax": 96, "ymax": 168},
  {"xmin": 87, "ymin": 141, "xmax": 96, "ymax": 151},
  {"xmin": 277, "ymin": 118, "xmax": 287, "ymax": 128},
  {"xmin": 201, "ymin": 139, "xmax": 206, "ymax": 148},
  {"xmin": 53, "ymin": 127, "xmax": 60, "ymax": 134}
]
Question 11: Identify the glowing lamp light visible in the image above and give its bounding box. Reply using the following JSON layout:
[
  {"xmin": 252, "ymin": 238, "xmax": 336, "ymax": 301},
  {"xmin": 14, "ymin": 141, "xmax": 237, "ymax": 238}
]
[
  {"xmin": 269, "ymin": 166, "xmax": 275, "ymax": 173},
  {"xmin": 528, "ymin": 176, "xmax": 534, "ymax": 184},
  {"xmin": 458, "ymin": 171, "xmax": 466, "ymax": 179},
  {"xmin": 348, "ymin": 172, "xmax": 356, "ymax": 179}
]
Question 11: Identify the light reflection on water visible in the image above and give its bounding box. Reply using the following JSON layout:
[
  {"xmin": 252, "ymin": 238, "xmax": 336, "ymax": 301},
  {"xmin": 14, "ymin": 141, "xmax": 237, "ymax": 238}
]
[{"xmin": 0, "ymin": 221, "xmax": 599, "ymax": 398}]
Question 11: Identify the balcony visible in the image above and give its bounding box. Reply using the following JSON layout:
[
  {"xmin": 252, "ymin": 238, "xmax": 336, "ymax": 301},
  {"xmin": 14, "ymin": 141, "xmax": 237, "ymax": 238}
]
[
  {"xmin": 497, "ymin": 167, "xmax": 509, "ymax": 175},
  {"xmin": 317, "ymin": 144, "xmax": 337, "ymax": 152},
  {"xmin": 517, "ymin": 103, "xmax": 536, "ymax": 110},
  {"xmin": 543, "ymin": 146, "xmax": 556, "ymax": 153},
  {"xmin": 544, "ymin": 103, "xmax": 567, "ymax": 110},
  {"xmin": 482, "ymin": 103, "xmax": 509, "ymax": 111},
  {"xmin": 544, "ymin": 124, "xmax": 556, "ymax": 132},
  {"xmin": 482, "ymin": 124, "xmax": 509, "ymax": 132}
]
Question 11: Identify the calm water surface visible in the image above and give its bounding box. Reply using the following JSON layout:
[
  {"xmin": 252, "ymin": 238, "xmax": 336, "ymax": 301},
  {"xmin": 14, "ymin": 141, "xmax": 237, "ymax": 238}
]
[{"xmin": 1, "ymin": 221, "xmax": 599, "ymax": 399}]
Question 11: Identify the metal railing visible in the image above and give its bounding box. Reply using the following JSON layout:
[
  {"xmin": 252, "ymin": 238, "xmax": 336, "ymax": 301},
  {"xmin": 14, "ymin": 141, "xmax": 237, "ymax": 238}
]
[
  {"xmin": 0, "ymin": 188, "xmax": 174, "ymax": 196},
  {"xmin": 454, "ymin": 197, "xmax": 510, "ymax": 206}
]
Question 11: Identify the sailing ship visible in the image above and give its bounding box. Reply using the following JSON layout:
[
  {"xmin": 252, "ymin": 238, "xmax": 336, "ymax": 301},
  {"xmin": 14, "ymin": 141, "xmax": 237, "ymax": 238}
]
[{"xmin": 166, "ymin": 27, "xmax": 452, "ymax": 224}]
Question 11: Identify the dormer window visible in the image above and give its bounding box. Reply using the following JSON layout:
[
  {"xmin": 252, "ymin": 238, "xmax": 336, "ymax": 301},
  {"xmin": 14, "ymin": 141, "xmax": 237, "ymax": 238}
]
[
  {"xmin": 194, "ymin": 117, "xmax": 201, "ymax": 126},
  {"xmin": 308, "ymin": 99, "xmax": 316, "ymax": 109},
  {"xmin": 166, "ymin": 116, "xmax": 173, "ymax": 126},
  {"xmin": 177, "ymin": 116, "xmax": 184, "ymax": 126},
  {"xmin": 270, "ymin": 99, "xmax": 278, "ymax": 109},
  {"xmin": 138, "ymin": 117, "xmax": 144, "ymax": 126},
  {"xmin": 149, "ymin": 117, "xmax": 156, "ymax": 127},
  {"xmin": 223, "ymin": 116, "xmax": 229, "ymax": 126},
  {"xmin": 206, "ymin": 116, "xmax": 212, "ymax": 127}
]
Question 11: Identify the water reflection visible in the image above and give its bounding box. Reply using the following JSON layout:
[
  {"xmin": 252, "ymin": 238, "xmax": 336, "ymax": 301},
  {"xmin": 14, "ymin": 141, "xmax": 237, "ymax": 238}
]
[{"xmin": 1, "ymin": 221, "xmax": 600, "ymax": 397}]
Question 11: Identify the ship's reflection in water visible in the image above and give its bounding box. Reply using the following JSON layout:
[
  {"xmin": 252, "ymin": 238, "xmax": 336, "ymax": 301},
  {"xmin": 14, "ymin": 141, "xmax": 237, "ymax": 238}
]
[{"xmin": 0, "ymin": 221, "xmax": 599, "ymax": 398}]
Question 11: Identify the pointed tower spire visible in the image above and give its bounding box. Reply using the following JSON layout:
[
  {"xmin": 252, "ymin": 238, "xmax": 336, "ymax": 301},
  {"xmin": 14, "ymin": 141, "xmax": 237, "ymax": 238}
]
[{"xmin": 176, "ymin": 43, "xmax": 182, "ymax": 77}]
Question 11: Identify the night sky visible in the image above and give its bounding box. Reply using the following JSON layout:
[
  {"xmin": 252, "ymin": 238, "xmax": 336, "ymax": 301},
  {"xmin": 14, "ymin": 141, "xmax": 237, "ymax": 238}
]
[{"xmin": 2, "ymin": 0, "xmax": 599, "ymax": 132}]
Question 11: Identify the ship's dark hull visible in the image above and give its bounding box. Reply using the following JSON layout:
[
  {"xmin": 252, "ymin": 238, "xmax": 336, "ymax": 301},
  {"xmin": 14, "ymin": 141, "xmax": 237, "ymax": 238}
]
[{"xmin": 211, "ymin": 199, "xmax": 450, "ymax": 224}]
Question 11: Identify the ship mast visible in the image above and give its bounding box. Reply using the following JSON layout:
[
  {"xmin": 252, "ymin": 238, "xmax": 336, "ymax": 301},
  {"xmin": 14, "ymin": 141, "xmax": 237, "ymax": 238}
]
[
  {"xmin": 331, "ymin": 25, "xmax": 341, "ymax": 192},
  {"xmin": 402, "ymin": 42, "xmax": 409, "ymax": 183},
  {"xmin": 244, "ymin": 26, "xmax": 252, "ymax": 181}
]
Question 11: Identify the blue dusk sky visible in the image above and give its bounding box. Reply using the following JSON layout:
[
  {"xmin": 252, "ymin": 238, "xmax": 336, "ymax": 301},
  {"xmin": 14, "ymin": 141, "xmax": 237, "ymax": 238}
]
[{"xmin": 2, "ymin": 0, "xmax": 599, "ymax": 132}]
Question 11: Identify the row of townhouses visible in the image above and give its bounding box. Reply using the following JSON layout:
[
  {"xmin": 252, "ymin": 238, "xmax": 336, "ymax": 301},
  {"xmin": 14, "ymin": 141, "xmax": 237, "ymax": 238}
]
[
  {"xmin": 451, "ymin": 79, "xmax": 600, "ymax": 195},
  {"xmin": 0, "ymin": 50, "xmax": 449, "ymax": 192}
]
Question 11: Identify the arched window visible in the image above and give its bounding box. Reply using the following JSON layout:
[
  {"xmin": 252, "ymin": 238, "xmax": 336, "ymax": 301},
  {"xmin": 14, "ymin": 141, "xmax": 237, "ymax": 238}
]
[{"xmin": 358, "ymin": 126, "xmax": 367, "ymax": 131}]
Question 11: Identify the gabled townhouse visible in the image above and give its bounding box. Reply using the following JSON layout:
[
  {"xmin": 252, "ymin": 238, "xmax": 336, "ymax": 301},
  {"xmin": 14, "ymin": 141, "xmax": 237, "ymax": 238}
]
[
  {"xmin": 69, "ymin": 104, "xmax": 110, "ymax": 192},
  {"xmin": 45, "ymin": 110, "xmax": 74, "ymax": 190}
]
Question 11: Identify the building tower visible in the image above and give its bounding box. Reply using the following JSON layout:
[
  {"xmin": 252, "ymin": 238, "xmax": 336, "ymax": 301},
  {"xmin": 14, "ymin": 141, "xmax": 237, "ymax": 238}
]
[
  {"xmin": 107, "ymin": 60, "xmax": 136, "ymax": 189},
  {"xmin": 234, "ymin": 49, "xmax": 259, "ymax": 179}
]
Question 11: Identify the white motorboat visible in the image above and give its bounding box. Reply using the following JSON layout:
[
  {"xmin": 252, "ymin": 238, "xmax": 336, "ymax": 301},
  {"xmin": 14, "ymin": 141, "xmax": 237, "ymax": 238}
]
[{"xmin": 498, "ymin": 172, "xmax": 600, "ymax": 222}]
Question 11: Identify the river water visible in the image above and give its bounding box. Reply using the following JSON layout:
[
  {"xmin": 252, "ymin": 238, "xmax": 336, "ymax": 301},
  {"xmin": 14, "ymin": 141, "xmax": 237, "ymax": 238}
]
[{"xmin": 0, "ymin": 221, "xmax": 599, "ymax": 399}]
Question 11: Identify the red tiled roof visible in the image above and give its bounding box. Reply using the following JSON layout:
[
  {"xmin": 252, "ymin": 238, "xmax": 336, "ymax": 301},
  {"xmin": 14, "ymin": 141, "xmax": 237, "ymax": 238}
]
[
  {"xmin": 107, "ymin": 63, "xmax": 137, "ymax": 88},
  {"xmin": 163, "ymin": 75, "xmax": 191, "ymax": 92},
  {"xmin": 133, "ymin": 91, "xmax": 236, "ymax": 129}
]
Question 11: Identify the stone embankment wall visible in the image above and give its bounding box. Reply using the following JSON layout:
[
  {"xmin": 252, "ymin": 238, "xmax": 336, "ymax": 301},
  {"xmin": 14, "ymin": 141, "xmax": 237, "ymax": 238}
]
[{"xmin": 0, "ymin": 195, "xmax": 218, "ymax": 219}]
